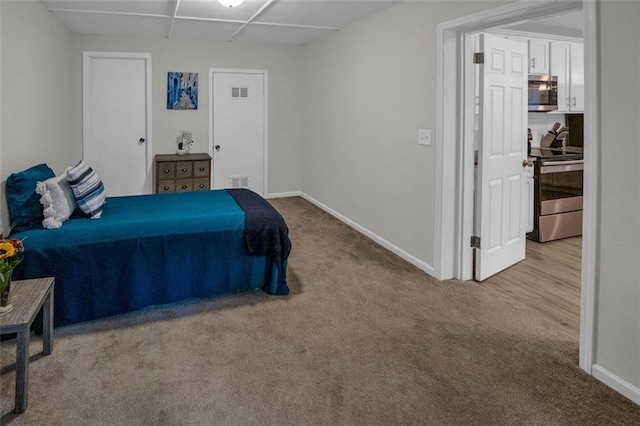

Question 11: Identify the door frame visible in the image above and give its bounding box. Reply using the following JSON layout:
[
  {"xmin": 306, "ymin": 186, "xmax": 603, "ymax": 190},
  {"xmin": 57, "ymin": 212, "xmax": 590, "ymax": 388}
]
[
  {"xmin": 82, "ymin": 51, "xmax": 153, "ymax": 194},
  {"xmin": 434, "ymin": 0, "xmax": 597, "ymax": 374},
  {"xmin": 208, "ymin": 68, "xmax": 269, "ymax": 196}
]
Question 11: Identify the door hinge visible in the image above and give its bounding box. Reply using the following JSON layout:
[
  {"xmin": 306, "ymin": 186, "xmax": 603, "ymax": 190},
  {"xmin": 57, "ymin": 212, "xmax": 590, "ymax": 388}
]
[
  {"xmin": 471, "ymin": 236, "xmax": 481, "ymax": 249},
  {"xmin": 473, "ymin": 52, "xmax": 484, "ymax": 64}
]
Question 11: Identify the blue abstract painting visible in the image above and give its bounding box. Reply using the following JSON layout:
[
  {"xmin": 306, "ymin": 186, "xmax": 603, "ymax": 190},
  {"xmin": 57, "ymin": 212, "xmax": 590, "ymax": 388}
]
[{"xmin": 167, "ymin": 72, "xmax": 198, "ymax": 110}]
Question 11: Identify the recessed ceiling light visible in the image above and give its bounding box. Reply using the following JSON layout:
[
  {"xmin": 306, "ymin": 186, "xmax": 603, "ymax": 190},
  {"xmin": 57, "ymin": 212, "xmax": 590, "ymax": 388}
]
[{"xmin": 218, "ymin": 0, "xmax": 244, "ymax": 8}]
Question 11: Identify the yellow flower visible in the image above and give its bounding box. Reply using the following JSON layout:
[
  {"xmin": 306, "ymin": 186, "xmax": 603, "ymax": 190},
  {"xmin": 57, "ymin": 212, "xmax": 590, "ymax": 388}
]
[{"xmin": 0, "ymin": 242, "xmax": 15, "ymax": 258}]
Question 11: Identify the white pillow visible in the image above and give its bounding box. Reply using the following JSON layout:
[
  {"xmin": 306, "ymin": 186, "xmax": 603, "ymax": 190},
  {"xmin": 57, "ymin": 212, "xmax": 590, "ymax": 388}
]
[{"xmin": 36, "ymin": 169, "xmax": 77, "ymax": 229}]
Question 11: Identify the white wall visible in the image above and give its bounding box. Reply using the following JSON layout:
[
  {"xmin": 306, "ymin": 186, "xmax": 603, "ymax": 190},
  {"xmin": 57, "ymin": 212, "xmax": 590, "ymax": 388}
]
[
  {"xmin": 0, "ymin": 0, "xmax": 74, "ymax": 229},
  {"xmin": 595, "ymin": 0, "xmax": 640, "ymax": 395},
  {"xmin": 0, "ymin": 0, "xmax": 303, "ymax": 229},
  {"xmin": 70, "ymin": 35, "xmax": 303, "ymax": 195},
  {"xmin": 301, "ymin": 1, "xmax": 507, "ymax": 270}
]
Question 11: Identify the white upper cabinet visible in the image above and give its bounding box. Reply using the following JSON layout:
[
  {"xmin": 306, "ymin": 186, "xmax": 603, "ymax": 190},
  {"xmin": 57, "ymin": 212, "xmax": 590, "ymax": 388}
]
[
  {"xmin": 550, "ymin": 41, "xmax": 570, "ymax": 111},
  {"xmin": 490, "ymin": 32, "xmax": 585, "ymax": 113},
  {"xmin": 528, "ymin": 39, "xmax": 550, "ymax": 74},
  {"xmin": 550, "ymin": 41, "xmax": 584, "ymax": 112},
  {"xmin": 569, "ymin": 42, "xmax": 584, "ymax": 111}
]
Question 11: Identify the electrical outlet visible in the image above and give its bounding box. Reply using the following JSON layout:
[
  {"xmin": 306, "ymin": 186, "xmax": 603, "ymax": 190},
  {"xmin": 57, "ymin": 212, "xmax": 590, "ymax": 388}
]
[{"xmin": 418, "ymin": 129, "xmax": 432, "ymax": 146}]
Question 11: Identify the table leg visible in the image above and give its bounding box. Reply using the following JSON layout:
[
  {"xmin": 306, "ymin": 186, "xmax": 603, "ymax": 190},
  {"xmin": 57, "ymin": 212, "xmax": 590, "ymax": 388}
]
[
  {"xmin": 15, "ymin": 330, "xmax": 29, "ymax": 414},
  {"xmin": 43, "ymin": 289, "xmax": 53, "ymax": 356}
]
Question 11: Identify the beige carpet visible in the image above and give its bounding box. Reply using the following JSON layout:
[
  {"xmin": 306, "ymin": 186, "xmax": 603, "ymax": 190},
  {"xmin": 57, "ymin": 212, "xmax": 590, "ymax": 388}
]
[{"xmin": 1, "ymin": 196, "xmax": 639, "ymax": 425}]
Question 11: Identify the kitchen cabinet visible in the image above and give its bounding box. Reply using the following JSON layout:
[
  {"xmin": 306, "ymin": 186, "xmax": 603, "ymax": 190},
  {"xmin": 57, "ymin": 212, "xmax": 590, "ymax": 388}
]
[
  {"xmin": 550, "ymin": 41, "xmax": 570, "ymax": 111},
  {"xmin": 501, "ymin": 34, "xmax": 548, "ymax": 74},
  {"xmin": 569, "ymin": 42, "xmax": 584, "ymax": 111},
  {"xmin": 550, "ymin": 41, "xmax": 584, "ymax": 112},
  {"xmin": 528, "ymin": 39, "xmax": 550, "ymax": 74}
]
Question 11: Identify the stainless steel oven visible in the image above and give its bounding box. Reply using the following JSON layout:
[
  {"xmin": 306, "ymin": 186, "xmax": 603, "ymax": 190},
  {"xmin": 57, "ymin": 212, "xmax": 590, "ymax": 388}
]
[{"xmin": 528, "ymin": 149, "xmax": 583, "ymax": 242}]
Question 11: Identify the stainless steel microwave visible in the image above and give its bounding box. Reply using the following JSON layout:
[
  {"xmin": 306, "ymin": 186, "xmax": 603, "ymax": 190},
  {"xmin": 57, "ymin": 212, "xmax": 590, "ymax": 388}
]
[{"xmin": 528, "ymin": 74, "xmax": 558, "ymax": 112}]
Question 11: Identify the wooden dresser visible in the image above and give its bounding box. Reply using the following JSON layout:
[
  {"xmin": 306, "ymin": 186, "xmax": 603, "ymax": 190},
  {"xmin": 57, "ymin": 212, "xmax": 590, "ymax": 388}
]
[{"xmin": 154, "ymin": 153, "xmax": 212, "ymax": 194}]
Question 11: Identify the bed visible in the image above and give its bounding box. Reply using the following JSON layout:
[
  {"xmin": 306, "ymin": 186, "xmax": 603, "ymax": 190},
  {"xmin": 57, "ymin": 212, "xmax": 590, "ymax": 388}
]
[{"xmin": 11, "ymin": 189, "xmax": 291, "ymax": 327}]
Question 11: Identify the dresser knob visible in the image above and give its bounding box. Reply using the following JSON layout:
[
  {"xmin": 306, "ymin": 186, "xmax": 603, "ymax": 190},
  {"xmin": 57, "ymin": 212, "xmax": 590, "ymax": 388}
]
[
  {"xmin": 164, "ymin": 169, "xmax": 170, "ymax": 174},
  {"xmin": 181, "ymin": 185, "xmax": 187, "ymax": 189},
  {"xmin": 199, "ymin": 167, "xmax": 205, "ymax": 171},
  {"xmin": 199, "ymin": 184, "xmax": 205, "ymax": 188},
  {"xmin": 182, "ymin": 168, "xmax": 188, "ymax": 173},
  {"xmin": 163, "ymin": 186, "xmax": 169, "ymax": 191}
]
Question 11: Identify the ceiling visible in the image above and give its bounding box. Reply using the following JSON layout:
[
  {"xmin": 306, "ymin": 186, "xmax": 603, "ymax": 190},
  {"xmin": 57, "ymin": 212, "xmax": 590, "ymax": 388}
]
[
  {"xmin": 502, "ymin": 10, "xmax": 584, "ymax": 39},
  {"xmin": 40, "ymin": 0, "xmax": 400, "ymax": 45}
]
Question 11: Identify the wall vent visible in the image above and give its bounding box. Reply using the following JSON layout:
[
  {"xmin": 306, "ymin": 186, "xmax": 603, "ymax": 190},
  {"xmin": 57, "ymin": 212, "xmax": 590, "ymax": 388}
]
[
  {"xmin": 229, "ymin": 175, "xmax": 249, "ymax": 188},
  {"xmin": 231, "ymin": 87, "xmax": 249, "ymax": 99}
]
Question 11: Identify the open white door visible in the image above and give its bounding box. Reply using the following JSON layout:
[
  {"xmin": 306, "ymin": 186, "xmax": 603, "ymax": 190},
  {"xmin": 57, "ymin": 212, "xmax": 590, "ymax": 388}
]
[{"xmin": 474, "ymin": 34, "xmax": 528, "ymax": 281}]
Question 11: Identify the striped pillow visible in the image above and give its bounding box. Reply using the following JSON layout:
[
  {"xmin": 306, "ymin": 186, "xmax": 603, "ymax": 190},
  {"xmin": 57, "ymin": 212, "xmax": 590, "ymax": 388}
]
[{"xmin": 66, "ymin": 161, "xmax": 106, "ymax": 219}]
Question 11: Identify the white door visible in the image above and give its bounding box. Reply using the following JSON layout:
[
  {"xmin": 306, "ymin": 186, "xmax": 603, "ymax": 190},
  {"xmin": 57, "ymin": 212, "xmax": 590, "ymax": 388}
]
[
  {"xmin": 474, "ymin": 34, "xmax": 529, "ymax": 281},
  {"xmin": 212, "ymin": 71, "xmax": 266, "ymax": 195},
  {"xmin": 83, "ymin": 52, "xmax": 151, "ymax": 196}
]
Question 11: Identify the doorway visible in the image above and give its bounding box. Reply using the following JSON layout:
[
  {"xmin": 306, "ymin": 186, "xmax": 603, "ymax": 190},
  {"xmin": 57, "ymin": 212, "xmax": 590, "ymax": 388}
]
[
  {"xmin": 209, "ymin": 69, "xmax": 268, "ymax": 196},
  {"xmin": 83, "ymin": 52, "xmax": 152, "ymax": 196},
  {"xmin": 467, "ymin": 31, "xmax": 583, "ymax": 335},
  {"xmin": 434, "ymin": 0, "xmax": 597, "ymax": 373}
]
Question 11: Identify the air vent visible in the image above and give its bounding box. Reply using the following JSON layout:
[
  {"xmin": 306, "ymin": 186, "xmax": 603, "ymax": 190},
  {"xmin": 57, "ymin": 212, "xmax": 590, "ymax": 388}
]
[
  {"xmin": 231, "ymin": 87, "xmax": 249, "ymax": 99},
  {"xmin": 229, "ymin": 175, "xmax": 249, "ymax": 188}
]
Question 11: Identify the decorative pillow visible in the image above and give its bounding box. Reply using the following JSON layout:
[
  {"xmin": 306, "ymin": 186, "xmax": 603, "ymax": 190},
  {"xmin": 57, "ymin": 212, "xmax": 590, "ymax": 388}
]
[
  {"xmin": 6, "ymin": 163, "xmax": 56, "ymax": 232},
  {"xmin": 66, "ymin": 161, "xmax": 106, "ymax": 219},
  {"xmin": 35, "ymin": 169, "xmax": 77, "ymax": 229}
]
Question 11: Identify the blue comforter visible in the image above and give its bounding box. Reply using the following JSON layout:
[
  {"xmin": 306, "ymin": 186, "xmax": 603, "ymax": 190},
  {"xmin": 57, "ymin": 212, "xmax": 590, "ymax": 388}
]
[{"xmin": 12, "ymin": 190, "xmax": 289, "ymax": 326}]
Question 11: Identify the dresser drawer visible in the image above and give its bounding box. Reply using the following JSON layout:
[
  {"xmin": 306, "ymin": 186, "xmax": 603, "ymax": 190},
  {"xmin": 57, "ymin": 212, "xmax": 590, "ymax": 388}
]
[
  {"xmin": 193, "ymin": 178, "xmax": 210, "ymax": 191},
  {"xmin": 157, "ymin": 162, "xmax": 175, "ymax": 179},
  {"xmin": 176, "ymin": 161, "xmax": 193, "ymax": 178},
  {"xmin": 154, "ymin": 153, "xmax": 211, "ymax": 194},
  {"xmin": 175, "ymin": 179, "xmax": 193, "ymax": 192},
  {"xmin": 157, "ymin": 180, "xmax": 175, "ymax": 193},
  {"xmin": 193, "ymin": 160, "xmax": 210, "ymax": 177}
]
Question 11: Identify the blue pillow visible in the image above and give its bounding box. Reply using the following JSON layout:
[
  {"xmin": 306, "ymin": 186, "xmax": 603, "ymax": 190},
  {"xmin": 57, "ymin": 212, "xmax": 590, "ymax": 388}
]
[
  {"xmin": 66, "ymin": 161, "xmax": 106, "ymax": 219},
  {"xmin": 6, "ymin": 163, "xmax": 56, "ymax": 232}
]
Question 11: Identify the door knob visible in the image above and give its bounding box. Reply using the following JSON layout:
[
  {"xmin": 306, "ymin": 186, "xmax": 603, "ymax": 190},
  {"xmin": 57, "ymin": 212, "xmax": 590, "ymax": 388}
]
[
  {"xmin": 522, "ymin": 159, "xmax": 533, "ymax": 168},
  {"xmin": 215, "ymin": 145, "xmax": 221, "ymax": 152},
  {"xmin": 139, "ymin": 137, "xmax": 145, "ymax": 144}
]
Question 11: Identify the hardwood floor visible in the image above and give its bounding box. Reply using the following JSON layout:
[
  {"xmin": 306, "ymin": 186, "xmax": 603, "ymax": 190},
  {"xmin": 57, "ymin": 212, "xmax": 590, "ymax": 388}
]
[{"xmin": 479, "ymin": 237, "xmax": 582, "ymax": 340}]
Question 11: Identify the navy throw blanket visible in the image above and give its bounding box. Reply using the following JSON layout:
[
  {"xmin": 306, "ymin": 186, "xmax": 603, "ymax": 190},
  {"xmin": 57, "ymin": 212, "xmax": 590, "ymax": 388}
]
[{"xmin": 226, "ymin": 189, "xmax": 291, "ymax": 295}]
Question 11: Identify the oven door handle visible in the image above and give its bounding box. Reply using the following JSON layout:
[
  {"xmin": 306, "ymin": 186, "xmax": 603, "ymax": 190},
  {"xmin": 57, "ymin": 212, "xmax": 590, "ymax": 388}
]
[
  {"xmin": 541, "ymin": 159, "xmax": 584, "ymax": 166},
  {"xmin": 540, "ymin": 161, "xmax": 584, "ymax": 174}
]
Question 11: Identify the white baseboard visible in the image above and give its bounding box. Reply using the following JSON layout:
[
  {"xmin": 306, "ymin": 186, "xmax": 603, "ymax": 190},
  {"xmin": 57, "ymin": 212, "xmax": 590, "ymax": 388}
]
[
  {"xmin": 300, "ymin": 193, "xmax": 435, "ymax": 276},
  {"xmin": 266, "ymin": 191, "xmax": 302, "ymax": 199},
  {"xmin": 592, "ymin": 364, "xmax": 640, "ymax": 406}
]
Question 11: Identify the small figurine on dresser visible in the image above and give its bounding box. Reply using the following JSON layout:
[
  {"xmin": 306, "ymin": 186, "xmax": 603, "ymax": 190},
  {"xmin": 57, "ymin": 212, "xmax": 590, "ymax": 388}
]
[{"xmin": 176, "ymin": 130, "xmax": 193, "ymax": 155}]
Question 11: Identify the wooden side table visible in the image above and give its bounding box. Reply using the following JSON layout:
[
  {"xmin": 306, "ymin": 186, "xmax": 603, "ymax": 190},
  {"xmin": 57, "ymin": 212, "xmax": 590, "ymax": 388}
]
[
  {"xmin": 154, "ymin": 153, "xmax": 212, "ymax": 193},
  {"xmin": 0, "ymin": 277, "xmax": 54, "ymax": 414}
]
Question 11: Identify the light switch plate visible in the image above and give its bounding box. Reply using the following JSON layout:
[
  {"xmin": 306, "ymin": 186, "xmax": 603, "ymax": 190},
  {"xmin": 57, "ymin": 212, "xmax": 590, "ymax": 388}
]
[{"xmin": 418, "ymin": 129, "xmax": 432, "ymax": 146}]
